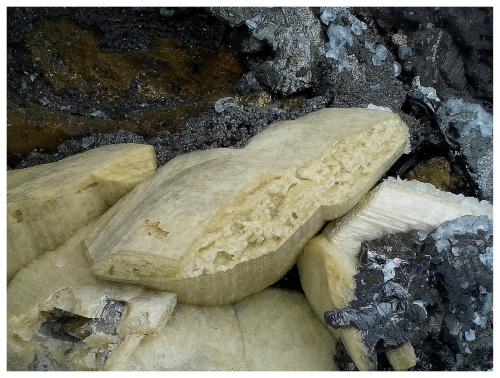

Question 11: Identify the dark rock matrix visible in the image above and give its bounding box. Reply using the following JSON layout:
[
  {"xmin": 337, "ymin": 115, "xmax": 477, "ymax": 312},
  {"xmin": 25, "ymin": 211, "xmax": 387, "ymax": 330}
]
[
  {"xmin": 7, "ymin": 7, "xmax": 492, "ymax": 204},
  {"xmin": 325, "ymin": 215, "xmax": 493, "ymax": 371}
]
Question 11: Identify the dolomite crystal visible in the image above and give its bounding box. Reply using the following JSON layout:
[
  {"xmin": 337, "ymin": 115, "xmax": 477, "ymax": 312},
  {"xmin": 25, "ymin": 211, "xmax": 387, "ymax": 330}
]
[
  {"xmin": 123, "ymin": 288, "xmax": 337, "ymax": 371},
  {"xmin": 297, "ymin": 177, "xmax": 492, "ymax": 370},
  {"xmin": 84, "ymin": 108, "xmax": 409, "ymax": 305},
  {"xmin": 7, "ymin": 222, "xmax": 176, "ymax": 371},
  {"xmin": 7, "ymin": 144, "xmax": 157, "ymax": 281}
]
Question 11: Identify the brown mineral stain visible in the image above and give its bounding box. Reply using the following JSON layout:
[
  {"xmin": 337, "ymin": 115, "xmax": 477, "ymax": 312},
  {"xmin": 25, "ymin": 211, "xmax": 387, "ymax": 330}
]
[
  {"xmin": 235, "ymin": 91, "xmax": 305, "ymax": 111},
  {"xmin": 279, "ymin": 94, "xmax": 306, "ymax": 111},
  {"xmin": 145, "ymin": 219, "xmax": 169, "ymax": 239},
  {"xmin": 236, "ymin": 91, "xmax": 273, "ymax": 108},
  {"xmin": 7, "ymin": 101, "xmax": 209, "ymax": 159},
  {"xmin": 76, "ymin": 182, "xmax": 98, "ymax": 193},
  {"xmin": 13, "ymin": 209, "xmax": 24, "ymax": 223},
  {"xmin": 8, "ymin": 104, "xmax": 69, "ymax": 159},
  {"xmin": 25, "ymin": 18, "xmax": 242, "ymax": 100},
  {"xmin": 405, "ymin": 157, "xmax": 464, "ymax": 193},
  {"xmin": 8, "ymin": 17, "xmax": 243, "ymax": 161}
]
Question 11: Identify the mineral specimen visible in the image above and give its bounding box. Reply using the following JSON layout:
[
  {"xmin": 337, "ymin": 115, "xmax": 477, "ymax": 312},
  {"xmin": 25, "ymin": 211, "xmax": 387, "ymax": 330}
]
[
  {"xmin": 7, "ymin": 144, "xmax": 156, "ymax": 280},
  {"xmin": 122, "ymin": 289, "xmax": 337, "ymax": 370},
  {"xmin": 323, "ymin": 230, "xmax": 434, "ymax": 368},
  {"xmin": 322, "ymin": 7, "xmax": 373, "ymax": 72},
  {"xmin": 393, "ymin": 62, "xmax": 402, "ymax": 77},
  {"xmin": 298, "ymin": 177, "xmax": 492, "ymax": 370},
  {"xmin": 411, "ymin": 28, "xmax": 467, "ymax": 99},
  {"xmin": 5, "ymin": 6, "xmax": 494, "ymax": 372},
  {"xmin": 85, "ymin": 108, "xmax": 408, "ymax": 305},
  {"xmin": 371, "ymin": 44, "xmax": 388, "ymax": 67}
]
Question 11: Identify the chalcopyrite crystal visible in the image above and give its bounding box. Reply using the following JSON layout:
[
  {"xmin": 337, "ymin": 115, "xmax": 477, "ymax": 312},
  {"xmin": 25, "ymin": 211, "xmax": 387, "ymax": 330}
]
[
  {"xmin": 7, "ymin": 144, "xmax": 157, "ymax": 280},
  {"xmin": 298, "ymin": 177, "xmax": 492, "ymax": 370},
  {"xmin": 7, "ymin": 222, "xmax": 177, "ymax": 371},
  {"xmin": 85, "ymin": 108, "xmax": 409, "ymax": 305}
]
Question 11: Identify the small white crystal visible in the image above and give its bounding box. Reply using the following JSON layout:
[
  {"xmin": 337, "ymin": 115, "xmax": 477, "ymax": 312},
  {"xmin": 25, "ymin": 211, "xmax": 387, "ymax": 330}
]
[
  {"xmin": 371, "ymin": 54, "xmax": 382, "ymax": 66},
  {"xmin": 364, "ymin": 41, "xmax": 376, "ymax": 53},
  {"xmin": 382, "ymin": 258, "xmax": 403, "ymax": 282},
  {"xmin": 245, "ymin": 15, "xmax": 262, "ymax": 30},
  {"xmin": 214, "ymin": 97, "xmax": 237, "ymax": 113},
  {"xmin": 393, "ymin": 62, "xmax": 402, "ymax": 76},
  {"xmin": 417, "ymin": 231, "xmax": 428, "ymax": 241},
  {"xmin": 464, "ymin": 329, "xmax": 476, "ymax": 341},
  {"xmin": 351, "ymin": 21, "xmax": 363, "ymax": 36},
  {"xmin": 479, "ymin": 247, "xmax": 493, "ymax": 269},
  {"xmin": 375, "ymin": 44, "xmax": 388, "ymax": 61}
]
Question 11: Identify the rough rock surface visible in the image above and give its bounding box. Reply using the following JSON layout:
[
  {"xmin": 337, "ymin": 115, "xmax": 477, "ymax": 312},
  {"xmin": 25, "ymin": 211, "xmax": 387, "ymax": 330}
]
[
  {"xmin": 437, "ymin": 99, "xmax": 493, "ymax": 201},
  {"xmin": 14, "ymin": 95, "xmax": 334, "ymax": 169},
  {"xmin": 365, "ymin": 7, "xmax": 492, "ymax": 100},
  {"xmin": 325, "ymin": 215, "xmax": 493, "ymax": 371},
  {"xmin": 7, "ymin": 7, "xmax": 241, "ymax": 165},
  {"xmin": 31, "ymin": 299, "xmax": 125, "ymax": 370},
  {"xmin": 210, "ymin": 7, "xmax": 324, "ymax": 95}
]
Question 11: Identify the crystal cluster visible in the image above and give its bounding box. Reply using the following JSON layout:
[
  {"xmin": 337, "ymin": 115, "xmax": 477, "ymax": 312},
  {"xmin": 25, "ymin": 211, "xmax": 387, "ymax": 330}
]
[{"xmin": 325, "ymin": 215, "xmax": 493, "ymax": 370}]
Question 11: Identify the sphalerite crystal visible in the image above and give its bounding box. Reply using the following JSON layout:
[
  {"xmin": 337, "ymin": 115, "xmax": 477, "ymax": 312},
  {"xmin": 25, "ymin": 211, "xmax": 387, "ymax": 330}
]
[{"xmin": 325, "ymin": 215, "xmax": 493, "ymax": 370}]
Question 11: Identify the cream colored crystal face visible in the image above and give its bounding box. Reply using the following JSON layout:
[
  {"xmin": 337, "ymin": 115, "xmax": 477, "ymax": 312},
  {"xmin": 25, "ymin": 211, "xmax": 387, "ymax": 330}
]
[
  {"xmin": 298, "ymin": 177, "xmax": 493, "ymax": 371},
  {"xmin": 7, "ymin": 221, "xmax": 176, "ymax": 371},
  {"xmin": 123, "ymin": 288, "xmax": 337, "ymax": 371},
  {"xmin": 85, "ymin": 108, "xmax": 409, "ymax": 305},
  {"xmin": 7, "ymin": 144, "xmax": 157, "ymax": 281}
]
